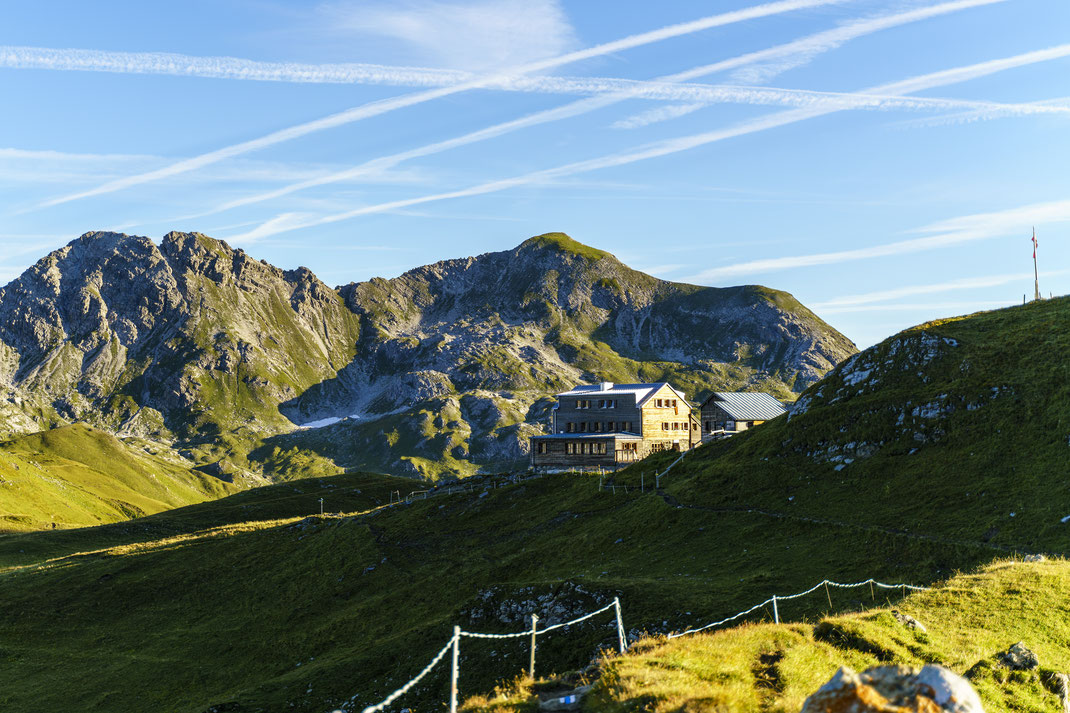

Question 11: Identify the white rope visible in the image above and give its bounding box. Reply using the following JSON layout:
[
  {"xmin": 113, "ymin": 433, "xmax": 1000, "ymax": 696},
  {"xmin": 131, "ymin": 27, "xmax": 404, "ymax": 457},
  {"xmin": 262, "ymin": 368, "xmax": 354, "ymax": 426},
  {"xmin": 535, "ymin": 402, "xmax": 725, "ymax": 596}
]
[
  {"xmin": 668, "ymin": 577, "xmax": 929, "ymax": 639},
  {"xmin": 358, "ymin": 633, "xmax": 457, "ymax": 713},
  {"xmin": 772, "ymin": 580, "xmax": 827, "ymax": 601},
  {"xmin": 538, "ymin": 601, "xmax": 617, "ymax": 635},
  {"xmin": 668, "ymin": 598, "xmax": 773, "ymax": 638},
  {"xmin": 460, "ymin": 601, "xmax": 617, "ymax": 639}
]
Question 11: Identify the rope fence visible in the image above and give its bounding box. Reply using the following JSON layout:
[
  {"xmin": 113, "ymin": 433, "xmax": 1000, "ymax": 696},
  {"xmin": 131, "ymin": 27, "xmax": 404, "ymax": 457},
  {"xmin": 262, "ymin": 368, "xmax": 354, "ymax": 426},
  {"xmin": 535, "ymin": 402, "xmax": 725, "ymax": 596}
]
[
  {"xmin": 668, "ymin": 577, "xmax": 930, "ymax": 638},
  {"xmin": 345, "ymin": 597, "xmax": 625, "ymax": 713},
  {"xmin": 340, "ymin": 575, "xmax": 927, "ymax": 713}
]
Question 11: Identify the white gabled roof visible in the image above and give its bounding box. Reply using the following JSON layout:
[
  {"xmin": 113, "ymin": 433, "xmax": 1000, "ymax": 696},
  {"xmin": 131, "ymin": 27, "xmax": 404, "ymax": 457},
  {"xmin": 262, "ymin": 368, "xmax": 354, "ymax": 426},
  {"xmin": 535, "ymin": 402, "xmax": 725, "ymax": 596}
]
[{"xmin": 556, "ymin": 382, "xmax": 689, "ymax": 406}]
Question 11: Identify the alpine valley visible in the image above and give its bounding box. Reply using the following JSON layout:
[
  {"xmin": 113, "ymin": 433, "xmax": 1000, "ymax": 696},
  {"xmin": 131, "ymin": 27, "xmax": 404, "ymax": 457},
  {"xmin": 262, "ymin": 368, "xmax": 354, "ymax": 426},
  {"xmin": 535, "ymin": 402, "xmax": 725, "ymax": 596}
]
[{"xmin": 0, "ymin": 230, "xmax": 854, "ymax": 528}]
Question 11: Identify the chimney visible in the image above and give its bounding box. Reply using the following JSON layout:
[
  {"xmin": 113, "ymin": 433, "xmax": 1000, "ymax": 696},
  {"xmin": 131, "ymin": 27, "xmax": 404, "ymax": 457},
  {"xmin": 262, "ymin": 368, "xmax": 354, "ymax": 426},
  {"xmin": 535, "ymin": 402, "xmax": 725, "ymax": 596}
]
[{"xmin": 600, "ymin": 382, "xmax": 614, "ymax": 391}]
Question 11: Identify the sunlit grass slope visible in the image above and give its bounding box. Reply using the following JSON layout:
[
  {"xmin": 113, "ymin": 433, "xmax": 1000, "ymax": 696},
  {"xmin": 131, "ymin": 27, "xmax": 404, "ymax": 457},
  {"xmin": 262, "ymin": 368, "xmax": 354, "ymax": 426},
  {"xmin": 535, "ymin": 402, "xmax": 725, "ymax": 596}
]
[
  {"xmin": 0, "ymin": 423, "xmax": 236, "ymax": 531},
  {"xmin": 469, "ymin": 558, "xmax": 1070, "ymax": 713},
  {"xmin": 0, "ymin": 469, "xmax": 1007, "ymax": 713}
]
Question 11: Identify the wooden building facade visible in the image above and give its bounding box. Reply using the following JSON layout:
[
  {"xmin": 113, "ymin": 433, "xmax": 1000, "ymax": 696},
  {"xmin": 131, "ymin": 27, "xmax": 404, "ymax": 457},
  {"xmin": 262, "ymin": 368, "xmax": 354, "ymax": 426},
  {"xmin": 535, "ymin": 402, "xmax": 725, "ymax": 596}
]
[{"xmin": 530, "ymin": 382, "xmax": 698, "ymax": 471}]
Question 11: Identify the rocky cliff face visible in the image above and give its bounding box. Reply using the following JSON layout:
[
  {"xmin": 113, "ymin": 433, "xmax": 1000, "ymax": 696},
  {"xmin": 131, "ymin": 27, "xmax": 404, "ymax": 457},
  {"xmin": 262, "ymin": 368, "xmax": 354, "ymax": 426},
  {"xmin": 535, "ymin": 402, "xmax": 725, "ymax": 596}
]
[{"xmin": 0, "ymin": 231, "xmax": 855, "ymax": 479}]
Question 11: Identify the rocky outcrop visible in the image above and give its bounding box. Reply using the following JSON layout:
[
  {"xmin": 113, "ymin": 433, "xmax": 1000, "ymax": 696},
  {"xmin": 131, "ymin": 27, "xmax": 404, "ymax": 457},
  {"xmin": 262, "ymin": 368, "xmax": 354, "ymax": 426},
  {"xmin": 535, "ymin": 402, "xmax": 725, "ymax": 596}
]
[
  {"xmin": 0, "ymin": 230, "xmax": 855, "ymax": 479},
  {"xmin": 801, "ymin": 664, "xmax": 983, "ymax": 712}
]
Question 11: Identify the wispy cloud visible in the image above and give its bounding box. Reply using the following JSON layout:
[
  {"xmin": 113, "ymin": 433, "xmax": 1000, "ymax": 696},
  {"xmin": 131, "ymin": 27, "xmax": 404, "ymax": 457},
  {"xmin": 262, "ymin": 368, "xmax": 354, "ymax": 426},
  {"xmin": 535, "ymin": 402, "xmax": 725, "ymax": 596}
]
[
  {"xmin": 812, "ymin": 271, "xmax": 1070, "ymax": 309},
  {"xmin": 320, "ymin": 0, "xmax": 578, "ymax": 71},
  {"xmin": 612, "ymin": 0, "xmax": 1010, "ymax": 129},
  {"xmin": 816, "ymin": 300, "xmax": 1013, "ymax": 314},
  {"xmin": 691, "ymin": 198, "xmax": 1070, "ymax": 282},
  {"xmin": 612, "ymin": 103, "xmax": 708, "ymax": 130},
  {"xmin": 26, "ymin": 0, "xmax": 843, "ymax": 212},
  {"xmin": 186, "ymin": 0, "xmax": 1024, "ymax": 221},
  {"xmin": 897, "ymin": 95, "xmax": 1070, "ymax": 129},
  {"xmin": 227, "ymin": 44, "xmax": 1070, "ymax": 243}
]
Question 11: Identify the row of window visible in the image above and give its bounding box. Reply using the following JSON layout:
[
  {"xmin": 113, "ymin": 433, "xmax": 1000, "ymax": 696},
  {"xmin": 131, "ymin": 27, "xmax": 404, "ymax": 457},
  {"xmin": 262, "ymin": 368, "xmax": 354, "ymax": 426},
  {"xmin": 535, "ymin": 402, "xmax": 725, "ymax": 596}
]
[
  {"xmin": 575, "ymin": 399, "xmax": 617, "ymax": 409},
  {"xmin": 654, "ymin": 398, "xmax": 679, "ymax": 408},
  {"xmin": 534, "ymin": 441, "xmax": 616, "ymax": 455},
  {"xmin": 566, "ymin": 442, "xmax": 608, "ymax": 455},
  {"xmin": 564, "ymin": 421, "xmax": 632, "ymax": 433},
  {"xmin": 661, "ymin": 422, "xmax": 696, "ymax": 431}
]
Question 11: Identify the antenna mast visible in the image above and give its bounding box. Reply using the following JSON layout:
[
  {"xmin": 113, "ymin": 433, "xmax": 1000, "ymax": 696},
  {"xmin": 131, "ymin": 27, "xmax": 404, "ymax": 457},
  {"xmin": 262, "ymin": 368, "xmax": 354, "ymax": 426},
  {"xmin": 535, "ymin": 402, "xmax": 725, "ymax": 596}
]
[{"xmin": 1032, "ymin": 227, "xmax": 1041, "ymax": 301}]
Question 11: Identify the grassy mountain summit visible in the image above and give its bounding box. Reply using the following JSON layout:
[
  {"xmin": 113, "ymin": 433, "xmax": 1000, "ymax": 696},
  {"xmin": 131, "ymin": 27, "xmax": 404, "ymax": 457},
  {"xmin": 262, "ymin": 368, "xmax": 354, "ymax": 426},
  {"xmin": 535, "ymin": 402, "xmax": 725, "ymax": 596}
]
[{"xmin": 0, "ymin": 230, "xmax": 854, "ymax": 482}]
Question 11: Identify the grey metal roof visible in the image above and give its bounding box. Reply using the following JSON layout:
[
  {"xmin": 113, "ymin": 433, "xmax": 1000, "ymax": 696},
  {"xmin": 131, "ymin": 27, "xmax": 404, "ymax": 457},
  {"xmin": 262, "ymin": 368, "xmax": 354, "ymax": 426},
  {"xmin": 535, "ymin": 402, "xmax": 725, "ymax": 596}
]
[{"xmin": 702, "ymin": 392, "xmax": 786, "ymax": 421}]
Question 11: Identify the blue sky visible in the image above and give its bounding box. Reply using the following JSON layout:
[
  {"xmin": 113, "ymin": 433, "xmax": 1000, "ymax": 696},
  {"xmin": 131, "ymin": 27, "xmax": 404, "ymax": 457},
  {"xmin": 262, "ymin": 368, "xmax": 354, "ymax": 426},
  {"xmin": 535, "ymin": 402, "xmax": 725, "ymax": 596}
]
[{"xmin": 1, "ymin": 0, "xmax": 1067, "ymax": 348}]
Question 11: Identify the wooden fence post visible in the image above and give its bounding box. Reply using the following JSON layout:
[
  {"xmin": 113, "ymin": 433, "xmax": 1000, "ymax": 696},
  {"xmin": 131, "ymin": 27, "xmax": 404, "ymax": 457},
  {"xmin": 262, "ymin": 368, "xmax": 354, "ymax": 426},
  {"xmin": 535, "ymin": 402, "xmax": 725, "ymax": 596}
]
[
  {"xmin": 450, "ymin": 626, "xmax": 460, "ymax": 713},
  {"xmin": 529, "ymin": 614, "xmax": 539, "ymax": 679}
]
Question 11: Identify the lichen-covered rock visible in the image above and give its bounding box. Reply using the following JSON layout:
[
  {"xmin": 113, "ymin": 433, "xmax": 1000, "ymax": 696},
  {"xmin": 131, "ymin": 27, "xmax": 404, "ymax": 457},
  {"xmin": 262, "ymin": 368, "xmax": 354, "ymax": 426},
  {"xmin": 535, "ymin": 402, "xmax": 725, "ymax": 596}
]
[
  {"xmin": 801, "ymin": 664, "xmax": 983, "ymax": 712},
  {"xmin": 892, "ymin": 610, "xmax": 928, "ymax": 633},
  {"xmin": 999, "ymin": 642, "xmax": 1039, "ymax": 670}
]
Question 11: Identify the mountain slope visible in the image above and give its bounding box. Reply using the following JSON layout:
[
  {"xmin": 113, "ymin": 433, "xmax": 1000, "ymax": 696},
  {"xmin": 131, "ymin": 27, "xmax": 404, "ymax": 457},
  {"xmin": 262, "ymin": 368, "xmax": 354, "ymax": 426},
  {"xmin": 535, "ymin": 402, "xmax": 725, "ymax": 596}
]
[
  {"xmin": 0, "ymin": 424, "xmax": 235, "ymax": 530},
  {"xmin": 628, "ymin": 295, "xmax": 1070, "ymax": 556},
  {"xmin": 266, "ymin": 232, "xmax": 856, "ymax": 477},
  {"xmin": 0, "ymin": 230, "xmax": 855, "ymax": 481}
]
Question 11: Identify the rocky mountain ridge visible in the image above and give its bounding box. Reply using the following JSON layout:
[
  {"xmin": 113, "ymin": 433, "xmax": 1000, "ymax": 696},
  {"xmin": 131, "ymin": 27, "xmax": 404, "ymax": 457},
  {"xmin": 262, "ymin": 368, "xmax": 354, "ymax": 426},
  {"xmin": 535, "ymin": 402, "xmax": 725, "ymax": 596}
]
[{"xmin": 0, "ymin": 230, "xmax": 856, "ymax": 479}]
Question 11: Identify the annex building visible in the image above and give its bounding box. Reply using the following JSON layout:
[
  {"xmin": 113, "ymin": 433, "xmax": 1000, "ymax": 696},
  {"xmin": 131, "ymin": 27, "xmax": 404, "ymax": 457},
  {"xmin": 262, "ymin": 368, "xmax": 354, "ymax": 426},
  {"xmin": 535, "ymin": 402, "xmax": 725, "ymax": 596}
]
[
  {"xmin": 529, "ymin": 382, "xmax": 698, "ymax": 471},
  {"xmin": 699, "ymin": 392, "xmax": 786, "ymax": 441}
]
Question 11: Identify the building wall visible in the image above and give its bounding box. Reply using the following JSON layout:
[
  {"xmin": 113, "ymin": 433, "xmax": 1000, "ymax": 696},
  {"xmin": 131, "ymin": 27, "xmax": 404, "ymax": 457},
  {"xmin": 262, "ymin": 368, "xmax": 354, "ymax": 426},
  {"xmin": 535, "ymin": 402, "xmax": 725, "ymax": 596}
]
[
  {"xmin": 530, "ymin": 436, "xmax": 629, "ymax": 467},
  {"xmin": 701, "ymin": 402, "xmax": 765, "ymax": 433},
  {"xmin": 640, "ymin": 384, "xmax": 697, "ymax": 451},
  {"xmin": 554, "ymin": 391, "xmax": 642, "ymax": 436}
]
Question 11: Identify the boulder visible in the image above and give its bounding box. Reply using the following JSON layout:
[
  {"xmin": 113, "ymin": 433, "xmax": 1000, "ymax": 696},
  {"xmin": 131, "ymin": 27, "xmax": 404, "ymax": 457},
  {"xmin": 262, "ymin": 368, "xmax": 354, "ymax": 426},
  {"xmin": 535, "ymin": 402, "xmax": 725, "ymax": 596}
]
[
  {"xmin": 892, "ymin": 610, "xmax": 928, "ymax": 633},
  {"xmin": 999, "ymin": 642, "xmax": 1039, "ymax": 670},
  {"xmin": 801, "ymin": 664, "xmax": 983, "ymax": 712},
  {"xmin": 1023, "ymin": 554, "xmax": 1045, "ymax": 562},
  {"xmin": 1052, "ymin": 673, "xmax": 1070, "ymax": 713}
]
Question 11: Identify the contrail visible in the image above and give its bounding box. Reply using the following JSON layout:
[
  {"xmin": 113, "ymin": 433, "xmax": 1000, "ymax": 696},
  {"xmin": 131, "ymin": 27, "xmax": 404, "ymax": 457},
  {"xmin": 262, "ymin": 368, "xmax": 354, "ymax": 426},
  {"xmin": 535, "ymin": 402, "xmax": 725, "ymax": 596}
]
[
  {"xmin": 29, "ymin": 0, "xmax": 844, "ymax": 211},
  {"xmin": 186, "ymin": 0, "xmax": 1014, "ymax": 220},
  {"xmin": 227, "ymin": 44, "xmax": 1070, "ymax": 244},
  {"xmin": 692, "ymin": 197, "xmax": 1070, "ymax": 281}
]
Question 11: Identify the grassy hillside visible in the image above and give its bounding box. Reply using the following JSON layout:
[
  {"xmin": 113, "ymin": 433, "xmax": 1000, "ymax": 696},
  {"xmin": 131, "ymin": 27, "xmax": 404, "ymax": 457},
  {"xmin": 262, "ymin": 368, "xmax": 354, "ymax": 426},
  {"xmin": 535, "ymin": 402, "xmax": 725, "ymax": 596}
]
[
  {"xmin": 0, "ymin": 299, "xmax": 1065, "ymax": 711},
  {"xmin": 0, "ymin": 468, "xmax": 1011, "ymax": 713},
  {"xmin": 469, "ymin": 558, "xmax": 1070, "ymax": 712},
  {"xmin": 637, "ymin": 296, "xmax": 1070, "ymax": 554},
  {"xmin": 0, "ymin": 424, "xmax": 236, "ymax": 531}
]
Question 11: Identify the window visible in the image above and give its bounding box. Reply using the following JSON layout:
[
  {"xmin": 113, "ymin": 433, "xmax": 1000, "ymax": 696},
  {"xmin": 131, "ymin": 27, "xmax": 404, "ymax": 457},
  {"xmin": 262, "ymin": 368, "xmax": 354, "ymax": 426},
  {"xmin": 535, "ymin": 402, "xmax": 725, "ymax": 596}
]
[
  {"xmin": 537, "ymin": 442, "xmax": 547, "ymax": 454},
  {"xmin": 601, "ymin": 399, "xmax": 615, "ymax": 408},
  {"xmin": 662, "ymin": 422, "xmax": 669, "ymax": 431},
  {"xmin": 579, "ymin": 422, "xmax": 587, "ymax": 433},
  {"xmin": 566, "ymin": 422, "xmax": 574, "ymax": 433},
  {"xmin": 582, "ymin": 443, "xmax": 591, "ymax": 455},
  {"xmin": 593, "ymin": 422, "xmax": 602, "ymax": 433},
  {"xmin": 566, "ymin": 443, "xmax": 575, "ymax": 454},
  {"xmin": 577, "ymin": 399, "xmax": 590, "ymax": 409},
  {"xmin": 621, "ymin": 421, "xmax": 630, "ymax": 432},
  {"xmin": 672, "ymin": 399, "xmax": 677, "ymax": 408},
  {"xmin": 693, "ymin": 423, "xmax": 698, "ymax": 430},
  {"xmin": 607, "ymin": 421, "xmax": 615, "ymax": 431},
  {"xmin": 655, "ymin": 398, "xmax": 663, "ymax": 407},
  {"xmin": 597, "ymin": 443, "xmax": 607, "ymax": 455},
  {"xmin": 704, "ymin": 420, "xmax": 711, "ymax": 432}
]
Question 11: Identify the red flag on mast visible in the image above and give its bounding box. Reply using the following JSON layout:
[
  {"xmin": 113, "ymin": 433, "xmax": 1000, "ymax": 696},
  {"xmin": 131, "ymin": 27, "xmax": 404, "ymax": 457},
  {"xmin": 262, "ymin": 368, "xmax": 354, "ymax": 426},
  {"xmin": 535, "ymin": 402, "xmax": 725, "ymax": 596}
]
[{"xmin": 1032, "ymin": 227, "xmax": 1038, "ymax": 259}]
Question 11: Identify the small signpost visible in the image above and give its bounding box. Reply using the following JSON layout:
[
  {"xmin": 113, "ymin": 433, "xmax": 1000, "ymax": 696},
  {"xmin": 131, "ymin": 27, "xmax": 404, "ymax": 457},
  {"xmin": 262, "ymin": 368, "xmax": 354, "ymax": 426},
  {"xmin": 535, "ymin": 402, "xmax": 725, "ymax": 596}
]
[{"xmin": 319, "ymin": 497, "xmax": 324, "ymax": 516}]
